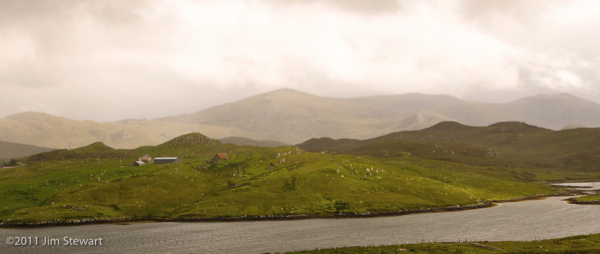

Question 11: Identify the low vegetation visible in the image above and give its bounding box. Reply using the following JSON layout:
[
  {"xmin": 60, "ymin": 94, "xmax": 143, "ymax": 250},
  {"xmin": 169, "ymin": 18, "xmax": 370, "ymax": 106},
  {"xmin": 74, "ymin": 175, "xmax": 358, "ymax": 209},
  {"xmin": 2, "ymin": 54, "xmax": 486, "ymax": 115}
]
[
  {"xmin": 573, "ymin": 193, "xmax": 600, "ymax": 203},
  {"xmin": 287, "ymin": 233, "xmax": 600, "ymax": 253}
]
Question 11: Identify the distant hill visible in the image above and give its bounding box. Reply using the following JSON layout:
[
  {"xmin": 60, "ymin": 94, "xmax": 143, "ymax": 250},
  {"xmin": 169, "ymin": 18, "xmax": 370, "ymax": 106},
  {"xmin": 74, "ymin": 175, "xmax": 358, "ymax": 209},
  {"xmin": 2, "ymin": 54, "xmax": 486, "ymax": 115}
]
[
  {"xmin": 0, "ymin": 140, "xmax": 54, "ymax": 161},
  {"xmin": 297, "ymin": 121, "xmax": 600, "ymax": 171},
  {"xmin": 0, "ymin": 112, "xmax": 247, "ymax": 149},
  {"xmin": 342, "ymin": 92, "xmax": 600, "ymax": 129},
  {"xmin": 218, "ymin": 137, "xmax": 289, "ymax": 147},
  {"xmin": 2, "ymin": 89, "xmax": 600, "ymax": 148}
]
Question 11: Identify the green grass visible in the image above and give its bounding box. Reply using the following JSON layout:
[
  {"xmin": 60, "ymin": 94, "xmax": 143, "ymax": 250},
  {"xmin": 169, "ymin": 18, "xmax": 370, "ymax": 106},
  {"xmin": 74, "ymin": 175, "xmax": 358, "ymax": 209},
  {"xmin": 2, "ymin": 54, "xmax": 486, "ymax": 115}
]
[
  {"xmin": 574, "ymin": 194, "xmax": 600, "ymax": 203},
  {"xmin": 0, "ymin": 133, "xmax": 560, "ymax": 225},
  {"xmin": 287, "ymin": 233, "xmax": 600, "ymax": 253}
]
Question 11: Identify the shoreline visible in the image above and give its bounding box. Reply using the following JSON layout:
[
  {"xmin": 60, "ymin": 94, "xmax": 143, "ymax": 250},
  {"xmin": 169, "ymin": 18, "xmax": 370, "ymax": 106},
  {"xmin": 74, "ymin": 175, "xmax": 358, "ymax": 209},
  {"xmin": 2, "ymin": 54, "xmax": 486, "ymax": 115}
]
[
  {"xmin": 0, "ymin": 191, "xmax": 576, "ymax": 229},
  {"xmin": 565, "ymin": 197, "xmax": 600, "ymax": 205}
]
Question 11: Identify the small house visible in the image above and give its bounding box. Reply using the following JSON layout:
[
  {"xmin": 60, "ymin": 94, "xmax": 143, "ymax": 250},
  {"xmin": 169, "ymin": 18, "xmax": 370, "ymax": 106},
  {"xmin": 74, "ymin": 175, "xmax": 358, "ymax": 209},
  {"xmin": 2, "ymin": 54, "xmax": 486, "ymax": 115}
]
[
  {"xmin": 138, "ymin": 154, "xmax": 152, "ymax": 163},
  {"xmin": 154, "ymin": 157, "xmax": 181, "ymax": 164},
  {"xmin": 210, "ymin": 153, "xmax": 228, "ymax": 163},
  {"xmin": 131, "ymin": 161, "xmax": 145, "ymax": 166}
]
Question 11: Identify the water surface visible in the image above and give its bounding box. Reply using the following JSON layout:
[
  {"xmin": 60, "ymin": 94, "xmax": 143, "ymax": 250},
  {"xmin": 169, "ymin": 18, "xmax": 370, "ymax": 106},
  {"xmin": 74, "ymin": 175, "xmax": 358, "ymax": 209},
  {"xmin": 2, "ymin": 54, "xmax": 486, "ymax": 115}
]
[{"xmin": 552, "ymin": 182, "xmax": 600, "ymax": 190}]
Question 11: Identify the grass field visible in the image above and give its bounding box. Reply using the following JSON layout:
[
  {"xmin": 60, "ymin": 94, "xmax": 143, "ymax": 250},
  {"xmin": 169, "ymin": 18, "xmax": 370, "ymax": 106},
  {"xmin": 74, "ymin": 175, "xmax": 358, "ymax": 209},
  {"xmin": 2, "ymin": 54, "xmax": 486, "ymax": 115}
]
[
  {"xmin": 287, "ymin": 233, "xmax": 600, "ymax": 253},
  {"xmin": 0, "ymin": 133, "xmax": 566, "ymax": 225}
]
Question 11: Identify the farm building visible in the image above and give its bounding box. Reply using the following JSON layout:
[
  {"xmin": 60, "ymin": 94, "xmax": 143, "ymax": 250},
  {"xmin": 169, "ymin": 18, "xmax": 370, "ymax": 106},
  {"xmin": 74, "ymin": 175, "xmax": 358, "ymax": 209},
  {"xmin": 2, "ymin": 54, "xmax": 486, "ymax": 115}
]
[
  {"xmin": 138, "ymin": 154, "xmax": 152, "ymax": 163},
  {"xmin": 131, "ymin": 161, "xmax": 145, "ymax": 166},
  {"xmin": 210, "ymin": 153, "xmax": 228, "ymax": 163},
  {"xmin": 154, "ymin": 157, "xmax": 181, "ymax": 164}
]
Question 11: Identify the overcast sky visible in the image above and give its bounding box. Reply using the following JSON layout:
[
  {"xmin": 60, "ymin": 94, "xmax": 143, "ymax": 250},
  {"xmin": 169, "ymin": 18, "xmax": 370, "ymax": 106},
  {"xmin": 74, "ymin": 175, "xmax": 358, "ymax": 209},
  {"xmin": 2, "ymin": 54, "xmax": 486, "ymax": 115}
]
[{"xmin": 1, "ymin": 0, "xmax": 600, "ymax": 121}]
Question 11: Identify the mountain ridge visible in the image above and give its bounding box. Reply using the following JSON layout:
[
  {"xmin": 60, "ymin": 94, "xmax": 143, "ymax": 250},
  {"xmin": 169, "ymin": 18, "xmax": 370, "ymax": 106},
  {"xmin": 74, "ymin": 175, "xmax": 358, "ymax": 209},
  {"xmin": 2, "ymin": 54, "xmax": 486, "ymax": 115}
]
[{"xmin": 2, "ymin": 89, "xmax": 600, "ymax": 149}]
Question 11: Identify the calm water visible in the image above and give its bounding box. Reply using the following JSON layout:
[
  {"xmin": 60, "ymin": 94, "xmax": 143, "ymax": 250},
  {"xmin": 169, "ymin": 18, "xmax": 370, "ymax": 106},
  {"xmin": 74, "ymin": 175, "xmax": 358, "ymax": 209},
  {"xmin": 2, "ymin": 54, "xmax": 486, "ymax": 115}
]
[
  {"xmin": 1, "ymin": 196, "xmax": 600, "ymax": 253},
  {"xmin": 553, "ymin": 182, "xmax": 600, "ymax": 190}
]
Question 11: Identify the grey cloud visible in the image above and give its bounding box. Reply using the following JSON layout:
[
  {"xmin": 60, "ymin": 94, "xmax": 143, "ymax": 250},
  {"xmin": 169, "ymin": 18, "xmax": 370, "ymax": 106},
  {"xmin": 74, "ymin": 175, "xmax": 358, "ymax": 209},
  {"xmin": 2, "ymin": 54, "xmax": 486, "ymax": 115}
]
[
  {"xmin": 263, "ymin": 0, "xmax": 401, "ymax": 15},
  {"xmin": 459, "ymin": 0, "xmax": 558, "ymax": 23},
  {"xmin": 1, "ymin": 0, "xmax": 600, "ymax": 122}
]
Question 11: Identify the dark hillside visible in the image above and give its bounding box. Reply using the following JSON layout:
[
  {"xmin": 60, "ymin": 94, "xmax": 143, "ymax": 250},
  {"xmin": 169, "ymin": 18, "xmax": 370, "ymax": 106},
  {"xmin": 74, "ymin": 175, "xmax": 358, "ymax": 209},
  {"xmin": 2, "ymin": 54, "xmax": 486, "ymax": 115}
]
[
  {"xmin": 0, "ymin": 140, "xmax": 54, "ymax": 161},
  {"xmin": 297, "ymin": 122, "xmax": 600, "ymax": 171}
]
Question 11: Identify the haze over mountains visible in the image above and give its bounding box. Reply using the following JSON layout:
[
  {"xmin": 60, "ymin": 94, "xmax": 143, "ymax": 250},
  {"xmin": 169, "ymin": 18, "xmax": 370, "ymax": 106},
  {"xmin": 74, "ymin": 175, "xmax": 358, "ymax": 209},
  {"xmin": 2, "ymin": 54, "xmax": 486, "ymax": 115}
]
[{"xmin": 1, "ymin": 88, "xmax": 600, "ymax": 150}]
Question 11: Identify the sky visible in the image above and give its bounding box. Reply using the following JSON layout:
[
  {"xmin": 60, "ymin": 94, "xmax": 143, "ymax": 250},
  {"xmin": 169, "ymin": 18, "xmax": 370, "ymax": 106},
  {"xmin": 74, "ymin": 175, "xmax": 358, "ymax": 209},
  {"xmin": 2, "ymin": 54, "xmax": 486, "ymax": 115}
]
[{"xmin": 1, "ymin": 0, "xmax": 600, "ymax": 122}]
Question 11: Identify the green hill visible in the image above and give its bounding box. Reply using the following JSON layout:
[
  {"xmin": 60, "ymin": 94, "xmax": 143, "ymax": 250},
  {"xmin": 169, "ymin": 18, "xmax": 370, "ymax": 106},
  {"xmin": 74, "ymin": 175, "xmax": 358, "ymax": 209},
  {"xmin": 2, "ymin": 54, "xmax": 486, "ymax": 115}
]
[{"xmin": 0, "ymin": 132, "xmax": 569, "ymax": 226}]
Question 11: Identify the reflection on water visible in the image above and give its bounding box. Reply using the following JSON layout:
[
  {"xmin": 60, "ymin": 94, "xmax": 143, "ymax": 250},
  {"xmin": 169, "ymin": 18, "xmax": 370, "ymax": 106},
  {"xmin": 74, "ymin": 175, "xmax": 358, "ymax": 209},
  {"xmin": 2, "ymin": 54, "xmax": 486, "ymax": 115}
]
[
  {"xmin": 2, "ymin": 197, "xmax": 600, "ymax": 254},
  {"xmin": 552, "ymin": 182, "xmax": 600, "ymax": 190}
]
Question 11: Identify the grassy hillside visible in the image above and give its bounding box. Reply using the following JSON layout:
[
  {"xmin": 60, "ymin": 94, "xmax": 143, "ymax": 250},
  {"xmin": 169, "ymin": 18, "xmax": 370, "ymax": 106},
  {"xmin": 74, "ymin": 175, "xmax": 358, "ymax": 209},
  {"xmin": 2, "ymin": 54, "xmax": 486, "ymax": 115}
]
[
  {"xmin": 0, "ymin": 140, "xmax": 53, "ymax": 161},
  {"xmin": 297, "ymin": 122, "xmax": 600, "ymax": 172},
  {"xmin": 0, "ymin": 133, "xmax": 563, "ymax": 226},
  {"xmin": 289, "ymin": 233, "xmax": 600, "ymax": 253}
]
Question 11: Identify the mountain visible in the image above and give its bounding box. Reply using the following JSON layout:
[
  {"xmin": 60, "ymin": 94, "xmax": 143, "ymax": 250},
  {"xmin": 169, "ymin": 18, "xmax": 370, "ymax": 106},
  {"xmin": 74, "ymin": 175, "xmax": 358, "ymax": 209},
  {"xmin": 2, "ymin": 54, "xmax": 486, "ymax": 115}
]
[
  {"xmin": 0, "ymin": 140, "xmax": 54, "ymax": 161},
  {"xmin": 2, "ymin": 89, "xmax": 600, "ymax": 149},
  {"xmin": 162, "ymin": 89, "xmax": 600, "ymax": 143},
  {"xmin": 0, "ymin": 112, "xmax": 246, "ymax": 149},
  {"xmin": 342, "ymin": 92, "xmax": 600, "ymax": 129},
  {"xmin": 397, "ymin": 111, "xmax": 456, "ymax": 130},
  {"xmin": 161, "ymin": 88, "xmax": 404, "ymax": 143},
  {"xmin": 218, "ymin": 137, "xmax": 289, "ymax": 147}
]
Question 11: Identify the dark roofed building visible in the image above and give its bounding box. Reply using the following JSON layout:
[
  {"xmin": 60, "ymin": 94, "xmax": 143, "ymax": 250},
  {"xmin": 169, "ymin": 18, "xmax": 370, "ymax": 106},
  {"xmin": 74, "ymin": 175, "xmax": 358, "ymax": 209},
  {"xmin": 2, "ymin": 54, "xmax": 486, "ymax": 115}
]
[{"xmin": 154, "ymin": 157, "xmax": 181, "ymax": 164}]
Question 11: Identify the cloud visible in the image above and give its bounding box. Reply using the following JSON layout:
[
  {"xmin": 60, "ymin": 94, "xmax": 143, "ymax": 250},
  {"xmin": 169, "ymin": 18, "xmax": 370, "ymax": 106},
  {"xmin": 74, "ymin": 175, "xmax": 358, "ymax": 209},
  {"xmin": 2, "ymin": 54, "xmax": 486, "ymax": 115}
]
[
  {"xmin": 1, "ymin": 0, "xmax": 599, "ymax": 121},
  {"xmin": 262, "ymin": 0, "xmax": 402, "ymax": 16}
]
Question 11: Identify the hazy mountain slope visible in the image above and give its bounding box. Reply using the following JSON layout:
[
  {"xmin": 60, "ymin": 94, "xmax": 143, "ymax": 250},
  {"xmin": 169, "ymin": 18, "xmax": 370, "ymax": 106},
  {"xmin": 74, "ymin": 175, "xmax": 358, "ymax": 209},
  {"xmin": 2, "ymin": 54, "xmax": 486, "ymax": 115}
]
[
  {"xmin": 218, "ymin": 137, "xmax": 289, "ymax": 147},
  {"xmin": 0, "ymin": 140, "xmax": 54, "ymax": 161},
  {"xmin": 343, "ymin": 93, "xmax": 600, "ymax": 128},
  {"xmin": 163, "ymin": 89, "xmax": 600, "ymax": 144},
  {"xmin": 500, "ymin": 93, "xmax": 600, "ymax": 129},
  {"xmin": 3, "ymin": 89, "xmax": 600, "ymax": 149},
  {"xmin": 0, "ymin": 112, "xmax": 245, "ymax": 149},
  {"xmin": 397, "ymin": 111, "xmax": 456, "ymax": 130},
  {"xmin": 342, "ymin": 93, "xmax": 505, "ymax": 125},
  {"xmin": 162, "ymin": 88, "xmax": 405, "ymax": 143}
]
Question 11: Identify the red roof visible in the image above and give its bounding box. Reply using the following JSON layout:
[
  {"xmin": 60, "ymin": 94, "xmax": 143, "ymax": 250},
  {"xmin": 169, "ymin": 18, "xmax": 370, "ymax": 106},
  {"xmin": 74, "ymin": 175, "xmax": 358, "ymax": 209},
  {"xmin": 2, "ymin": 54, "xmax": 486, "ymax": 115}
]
[{"xmin": 217, "ymin": 153, "xmax": 228, "ymax": 159}]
